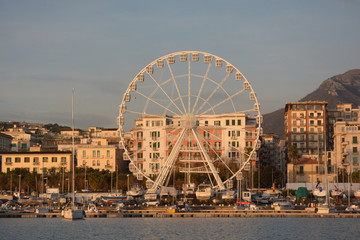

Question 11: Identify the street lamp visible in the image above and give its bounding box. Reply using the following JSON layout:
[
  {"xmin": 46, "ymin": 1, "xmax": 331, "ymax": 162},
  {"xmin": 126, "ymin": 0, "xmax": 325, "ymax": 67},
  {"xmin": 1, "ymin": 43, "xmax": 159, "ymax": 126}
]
[
  {"xmin": 18, "ymin": 175, "xmax": 21, "ymax": 196},
  {"xmin": 127, "ymin": 174, "xmax": 130, "ymax": 192}
]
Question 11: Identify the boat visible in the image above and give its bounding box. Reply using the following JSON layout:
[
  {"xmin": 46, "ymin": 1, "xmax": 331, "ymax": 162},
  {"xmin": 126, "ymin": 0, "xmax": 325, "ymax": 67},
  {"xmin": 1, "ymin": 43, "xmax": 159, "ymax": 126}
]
[
  {"xmin": 85, "ymin": 203, "xmax": 99, "ymax": 213},
  {"xmin": 316, "ymin": 130, "xmax": 335, "ymax": 214},
  {"xmin": 127, "ymin": 183, "xmax": 144, "ymax": 198},
  {"xmin": 312, "ymin": 187, "xmax": 327, "ymax": 198},
  {"xmin": 221, "ymin": 189, "xmax": 235, "ymax": 201},
  {"xmin": 182, "ymin": 183, "xmax": 197, "ymax": 201},
  {"xmin": 354, "ymin": 189, "xmax": 360, "ymax": 200},
  {"xmin": 272, "ymin": 200, "xmax": 295, "ymax": 211},
  {"xmin": 195, "ymin": 183, "xmax": 215, "ymax": 201},
  {"xmin": 101, "ymin": 195, "xmax": 126, "ymax": 202},
  {"xmin": 63, "ymin": 89, "xmax": 84, "ymax": 220},
  {"xmin": 144, "ymin": 188, "xmax": 159, "ymax": 201},
  {"xmin": 165, "ymin": 205, "xmax": 178, "ymax": 213}
]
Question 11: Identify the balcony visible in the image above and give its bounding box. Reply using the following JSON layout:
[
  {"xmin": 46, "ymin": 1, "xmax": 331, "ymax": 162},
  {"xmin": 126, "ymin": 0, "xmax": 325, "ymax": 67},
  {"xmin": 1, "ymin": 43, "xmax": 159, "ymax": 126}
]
[
  {"xmin": 341, "ymin": 141, "xmax": 349, "ymax": 145},
  {"xmin": 33, "ymin": 161, "xmax": 40, "ymax": 166},
  {"xmin": 105, "ymin": 164, "xmax": 113, "ymax": 169},
  {"xmin": 5, "ymin": 162, "xmax": 12, "ymax": 166}
]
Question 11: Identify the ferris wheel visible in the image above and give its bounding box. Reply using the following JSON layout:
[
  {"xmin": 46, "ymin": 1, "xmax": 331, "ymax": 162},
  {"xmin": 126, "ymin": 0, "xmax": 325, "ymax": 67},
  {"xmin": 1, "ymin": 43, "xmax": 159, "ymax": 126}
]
[{"xmin": 118, "ymin": 51, "xmax": 262, "ymax": 191}]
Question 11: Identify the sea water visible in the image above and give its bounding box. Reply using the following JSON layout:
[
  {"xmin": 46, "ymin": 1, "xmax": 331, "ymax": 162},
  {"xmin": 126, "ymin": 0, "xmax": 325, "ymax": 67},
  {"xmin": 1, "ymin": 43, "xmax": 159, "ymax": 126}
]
[{"xmin": 0, "ymin": 218, "xmax": 359, "ymax": 240}]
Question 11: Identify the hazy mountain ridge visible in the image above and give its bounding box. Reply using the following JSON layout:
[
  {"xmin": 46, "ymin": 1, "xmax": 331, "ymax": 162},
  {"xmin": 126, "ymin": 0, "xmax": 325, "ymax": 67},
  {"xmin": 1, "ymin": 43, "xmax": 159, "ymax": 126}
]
[{"xmin": 262, "ymin": 69, "xmax": 360, "ymax": 137}]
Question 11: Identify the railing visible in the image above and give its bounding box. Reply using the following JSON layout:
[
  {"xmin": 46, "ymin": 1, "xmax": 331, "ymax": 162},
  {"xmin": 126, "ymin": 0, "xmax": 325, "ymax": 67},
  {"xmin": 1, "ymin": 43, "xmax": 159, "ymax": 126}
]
[
  {"xmin": 105, "ymin": 164, "xmax": 112, "ymax": 169},
  {"xmin": 33, "ymin": 161, "xmax": 40, "ymax": 165},
  {"xmin": 5, "ymin": 162, "xmax": 12, "ymax": 166}
]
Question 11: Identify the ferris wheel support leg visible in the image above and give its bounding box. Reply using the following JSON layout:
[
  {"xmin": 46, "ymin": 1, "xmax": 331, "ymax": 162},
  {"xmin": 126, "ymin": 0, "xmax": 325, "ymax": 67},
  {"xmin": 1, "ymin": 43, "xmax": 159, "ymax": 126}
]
[
  {"xmin": 192, "ymin": 129, "xmax": 226, "ymax": 191},
  {"xmin": 151, "ymin": 128, "xmax": 187, "ymax": 190}
]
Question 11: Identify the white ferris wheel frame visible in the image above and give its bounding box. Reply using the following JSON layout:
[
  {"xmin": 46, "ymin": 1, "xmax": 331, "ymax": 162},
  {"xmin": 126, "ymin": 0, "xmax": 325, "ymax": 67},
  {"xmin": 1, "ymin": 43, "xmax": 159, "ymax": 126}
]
[{"xmin": 118, "ymin": 50, "xmax": 262, "ymax": 190}]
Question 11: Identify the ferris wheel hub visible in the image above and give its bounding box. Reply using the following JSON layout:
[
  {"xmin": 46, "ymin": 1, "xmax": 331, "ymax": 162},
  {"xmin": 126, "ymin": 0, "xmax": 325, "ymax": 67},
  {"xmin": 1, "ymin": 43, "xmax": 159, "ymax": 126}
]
[{"xmin": 181, "ymin": 113, "xmax": 197, "ymax": 129}]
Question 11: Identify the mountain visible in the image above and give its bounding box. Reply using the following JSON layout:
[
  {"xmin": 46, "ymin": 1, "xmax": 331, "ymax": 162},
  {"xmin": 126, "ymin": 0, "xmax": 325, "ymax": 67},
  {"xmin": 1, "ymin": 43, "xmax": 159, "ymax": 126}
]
[{"xmin": 262, "ymin": 69, "xmax": 360, "ymax": 137}]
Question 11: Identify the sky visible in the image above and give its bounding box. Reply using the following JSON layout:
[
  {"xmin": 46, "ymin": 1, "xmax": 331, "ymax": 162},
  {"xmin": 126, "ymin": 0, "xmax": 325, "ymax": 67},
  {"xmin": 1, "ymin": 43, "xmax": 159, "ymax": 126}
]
[{"xmin": 1, "ymin": 0, "xmax": 360, "ymax": 129}]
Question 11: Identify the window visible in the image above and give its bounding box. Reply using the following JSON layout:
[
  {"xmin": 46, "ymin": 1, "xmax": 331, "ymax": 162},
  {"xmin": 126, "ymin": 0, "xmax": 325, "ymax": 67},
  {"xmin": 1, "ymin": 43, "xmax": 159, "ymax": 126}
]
[
  {"xmin": 21, "ymin": 143, "xmax": 27, "ymax": 149},
  {"xmin": 92, "ymin": 160, "xmax": 96, "ymax": 166},
  {"xmin": 97, "ymin": 160, "xmax": 100, "ymax": 166},
  {"xmin": 6, "ymin": 157, "xmax": 11, "ymax": 163},
  {"xmin": 61, "ymin": 157, "xmax": 66, "ymax": 163},
  {"xmin": 205, "ymin": 121, "xmax": 208, "ymax": 126},
  {"xmin": 137, "ymin": 153, "xmax": 143, "ymax": 159},
  {"xmin": 33, "ymin": 168, "xmax": 37, "ymax": 173},
  {"xmin": 93, "ymin": 150, "xmax": 96, "ymax": 157},
  {"xmin": 299, "ymin": 166, "xmax": 304, "ymax": 174},
  {"xmin": 11, "ymin": 143, "xmax": 16, "ymax": 147},
  {"xmin": 237, "ymin": 131, "xmax": 240, "ymax": 136},
  {"xmin": 15, "ymin": 157, "xmax": 21, "ymax": 163},
  {"xmin": 24, "ymin": 157, "xmax": 30, "ymax": 163},
  {"xmin": 232, "ymin": 120, "xmax": 235, "ymax": 125},
  {"xmin": 214, "ymin": 121, "xmax": 220, "ymax": 126},
  {"xmin": 33, "ymin": 157, "xmax": 39, "ymax": 163},
  {"xmin": 138, "ymin": 142, "xmax": 142, "ymax": 149},
  {"xmin": 107, "ymin": 150, "xmax": 110, "ymax": 157},
  {"xmin": 83, "ymin": 150, "xmax": 86, "ymax": 157},
  {"xmin": 238, "ymin": 119, "xmax": 241, "ymax": 125},
  {"xmin": 43, "ymin": 157, "xmax": 48, "ymax": 162},
  {"xmin": 353, "ymin": 147, "xmax": 358, "ymax": 153},
  {"xmin": 52, "ymin": 157, "xmax": 57, "ymax": 162},
  {"xmin": 97, "ymin": 150, "xmax": 100, "ymax": 157},
  {"xmin": 354, "ymin": 157, "xmax": 358, "ymax": 164},
  {"xmin": 353, "ymin": 136, "xmax": 358, "ymax": 144},
  {"xmin": 226, "ymin": 120, "xmax": 230, "ymax": 126}
]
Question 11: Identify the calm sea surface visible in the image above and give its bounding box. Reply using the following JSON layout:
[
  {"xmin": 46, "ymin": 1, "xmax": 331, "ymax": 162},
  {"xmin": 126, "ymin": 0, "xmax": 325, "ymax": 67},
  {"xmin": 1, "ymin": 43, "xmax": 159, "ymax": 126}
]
[{"xmin": 0, "ymin": 218, "xmax": 359, "ymax": 240}]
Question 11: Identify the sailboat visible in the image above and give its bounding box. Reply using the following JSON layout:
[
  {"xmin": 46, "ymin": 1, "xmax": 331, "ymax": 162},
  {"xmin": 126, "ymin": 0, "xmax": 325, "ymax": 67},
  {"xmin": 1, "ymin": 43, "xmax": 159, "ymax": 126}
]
[
  {"xmin": 317, "ymin": 129, "xmax": 335, "ymax": 213},
  {"xmin": 63, "ymin": 89, "xmax": 85, "ymax": 220}
]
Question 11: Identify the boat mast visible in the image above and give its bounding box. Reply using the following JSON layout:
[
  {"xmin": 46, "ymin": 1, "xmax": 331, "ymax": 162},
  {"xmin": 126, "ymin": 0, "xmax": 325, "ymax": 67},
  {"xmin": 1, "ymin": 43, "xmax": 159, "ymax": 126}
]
[
  {"xmin": 72, "ymin": 88, "xmax": 75, "ymax": 208},
  {"xmin": 324, "ymin": 127, "xmax": 330, "ymax": 206}
]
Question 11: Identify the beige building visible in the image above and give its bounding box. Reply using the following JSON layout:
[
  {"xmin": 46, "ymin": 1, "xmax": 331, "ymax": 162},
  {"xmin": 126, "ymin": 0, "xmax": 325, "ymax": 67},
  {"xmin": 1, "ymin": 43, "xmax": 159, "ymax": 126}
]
[
  {"xmin": 287, "ymin": 156, "xmax": 336, "ymax": 185},
  {"xmin": 333, "ymin": 121, "xmax": 360, "ymax": 173},
  {"xmin": 77, "ymin": 138, "xmax": 121, "ymax": 172},
  {"xmin": 1, "ymin": 151, "xmax": 71, "ymax": 174}
]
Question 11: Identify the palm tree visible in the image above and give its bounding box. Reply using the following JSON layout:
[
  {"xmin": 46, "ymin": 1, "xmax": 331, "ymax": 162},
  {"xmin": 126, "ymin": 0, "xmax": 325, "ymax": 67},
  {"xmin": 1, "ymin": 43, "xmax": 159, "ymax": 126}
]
[{"xmin": 287, "ymin": 145, "xmax": 299, "ymax": 190}]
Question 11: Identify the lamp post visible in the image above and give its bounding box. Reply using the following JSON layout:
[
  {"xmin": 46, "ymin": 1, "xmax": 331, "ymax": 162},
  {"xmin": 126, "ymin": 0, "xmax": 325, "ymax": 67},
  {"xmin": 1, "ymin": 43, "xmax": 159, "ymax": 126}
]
[
  {"xmin": 18, "ymin": 175, "xmax": 21, "ymax": 196},
  {"xmin": 127, "ymin": 174, "xmax": 130, "ymax": 192}
]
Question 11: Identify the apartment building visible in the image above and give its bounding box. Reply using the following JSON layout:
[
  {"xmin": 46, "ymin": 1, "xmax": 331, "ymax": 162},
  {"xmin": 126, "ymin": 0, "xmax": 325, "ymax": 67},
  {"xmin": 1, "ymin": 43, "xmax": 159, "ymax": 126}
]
[
  {"xmin": 127, "ymin": 113, "xmax": 260, "ymax": 177},
  {"xmin": 333, "ymin": 121, "xmax": 360, "ymax": 174},
  {"xmin": 285, "ymin": 101, "xmax": 328, "ymax": 157},
  {"xmin": 1, "ymin": 151, "xmax": 71, "ymax": 174},
  {"xmin": 1, "ymin": 127, "xmax": 37, "ymax": 152},
  {"xmin": 77, "ymin": 138, "xmax": 123, "ymax": 172}
]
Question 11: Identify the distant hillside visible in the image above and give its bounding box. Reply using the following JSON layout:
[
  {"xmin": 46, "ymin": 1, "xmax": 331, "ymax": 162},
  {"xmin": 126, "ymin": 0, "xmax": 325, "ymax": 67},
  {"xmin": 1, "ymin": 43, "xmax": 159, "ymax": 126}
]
[{"xmin": 262, "ymin": 69, "xmax": 360, "ymax": 137}]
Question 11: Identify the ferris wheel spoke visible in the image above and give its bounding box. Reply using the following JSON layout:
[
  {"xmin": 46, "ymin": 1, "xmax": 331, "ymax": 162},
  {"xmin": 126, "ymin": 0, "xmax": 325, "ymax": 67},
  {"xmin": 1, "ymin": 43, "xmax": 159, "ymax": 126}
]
[
  {"xmin": 147, "ymin": 73, "xmax": 184, "ymax": 115},
  {"xmin": 166, "ymin": 60, "xmax": 187, "ymax": 113},
  {"xmin": 192, "ymin": 128, "xmax": 225, "ymax": 190},
  {"xmin": 197, "ymin": 129, "xmax": 235, "ymax": 175},
  {"xmin": 195, "ymin": 73, "xmax": 231, "ymax": 114},
  {"xmin": 136, "ymin": 91, "xmax": 179, "ymax": 115},
  {"xmin": 199, "ymin": 88, "xmax": 245, "ymax": 115},
  {"xmin": 188, "ymin": 54, "xmax": 191, "ymax": 113},
  {"xmin": 191, "ymin": 59, "xmax": 212, "ymax": 113}
]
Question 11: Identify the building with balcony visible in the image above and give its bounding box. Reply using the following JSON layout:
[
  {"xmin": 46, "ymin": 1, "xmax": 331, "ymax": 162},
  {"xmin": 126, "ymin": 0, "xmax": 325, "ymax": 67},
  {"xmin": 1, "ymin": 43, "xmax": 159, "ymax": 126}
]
[
  {"xmin": 76, "ymin": 138, "xmax": 124, "ymax": 172},
  {"xmin": 1, "ymin": 151, "xmax": 71, "ymax": 174},
  {"xmin": 127, "ymin": 113, "xmax": 260, "ymax": 177},
  {"xmin": 333, "ymin": 121, "xmax": 360, "ymax": 175}
]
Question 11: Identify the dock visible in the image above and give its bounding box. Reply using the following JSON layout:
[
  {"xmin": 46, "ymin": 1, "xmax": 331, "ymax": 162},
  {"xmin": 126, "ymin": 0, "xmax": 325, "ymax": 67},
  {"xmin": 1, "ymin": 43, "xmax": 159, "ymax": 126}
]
[{"xmin": 1, "ymin": 209, "xmax": 359, "ymax": 218}]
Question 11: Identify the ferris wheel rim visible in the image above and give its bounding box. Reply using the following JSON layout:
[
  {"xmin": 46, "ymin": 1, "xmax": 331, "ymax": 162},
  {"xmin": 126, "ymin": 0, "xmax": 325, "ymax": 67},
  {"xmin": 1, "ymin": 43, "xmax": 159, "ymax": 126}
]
[{"xmin": 118, "ymin": 50, "xmax": 262, "ymax": 188}]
